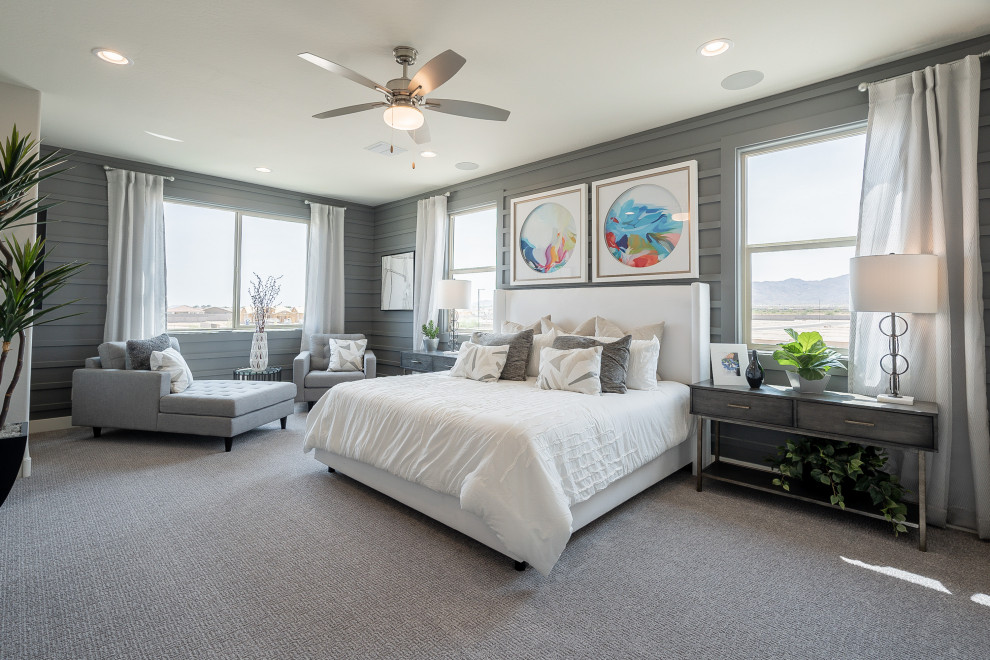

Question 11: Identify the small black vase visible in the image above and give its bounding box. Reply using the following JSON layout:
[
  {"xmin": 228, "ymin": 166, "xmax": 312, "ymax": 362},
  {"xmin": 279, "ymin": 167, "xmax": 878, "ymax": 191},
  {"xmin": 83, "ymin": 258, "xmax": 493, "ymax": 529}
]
[{"xmin": 745, "ymin": 349, "xmax": 765, "ymax": 389}]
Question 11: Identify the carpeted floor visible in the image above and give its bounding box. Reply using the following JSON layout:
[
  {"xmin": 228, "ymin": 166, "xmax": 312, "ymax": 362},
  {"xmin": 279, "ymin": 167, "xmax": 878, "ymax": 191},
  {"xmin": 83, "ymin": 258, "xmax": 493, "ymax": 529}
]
[{"xmin": 1, "ymin": 411, "xmax": 988, "ymax": 659}]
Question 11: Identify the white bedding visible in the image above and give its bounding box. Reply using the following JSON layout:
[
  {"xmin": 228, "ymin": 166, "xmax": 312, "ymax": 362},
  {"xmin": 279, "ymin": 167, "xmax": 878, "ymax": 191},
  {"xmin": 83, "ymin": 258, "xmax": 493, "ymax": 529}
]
[{"xmin": 303, "ymin": 372, "xmax": 692, "ymax": 575}]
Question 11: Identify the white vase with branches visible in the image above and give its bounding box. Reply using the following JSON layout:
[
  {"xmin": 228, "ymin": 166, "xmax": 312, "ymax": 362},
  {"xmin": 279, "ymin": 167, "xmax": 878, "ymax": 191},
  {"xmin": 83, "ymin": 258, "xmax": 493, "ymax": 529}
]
[{"xmin": 247, "ymin": 273, "xmax": 281, "ymax": 371}]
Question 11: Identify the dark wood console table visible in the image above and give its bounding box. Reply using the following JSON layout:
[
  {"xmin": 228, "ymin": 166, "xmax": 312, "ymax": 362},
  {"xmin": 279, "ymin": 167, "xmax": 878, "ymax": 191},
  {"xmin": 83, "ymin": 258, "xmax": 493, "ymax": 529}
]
[{"xmin": 690, "ymin": 379, "xmax": 938, "ymax": 550}]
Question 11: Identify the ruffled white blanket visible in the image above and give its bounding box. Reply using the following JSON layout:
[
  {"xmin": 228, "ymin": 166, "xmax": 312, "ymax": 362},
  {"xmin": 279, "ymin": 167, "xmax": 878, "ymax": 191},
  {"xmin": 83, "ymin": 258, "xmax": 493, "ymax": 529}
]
[{"xmin": 303, "ymin": 372, "xmax": 691, "ymax": 574}]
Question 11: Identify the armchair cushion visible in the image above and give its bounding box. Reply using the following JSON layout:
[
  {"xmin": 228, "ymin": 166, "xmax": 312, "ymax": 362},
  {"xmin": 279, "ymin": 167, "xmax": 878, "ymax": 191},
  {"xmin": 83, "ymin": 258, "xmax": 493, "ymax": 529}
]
[
  {"xmin": 309, "ymin": 333, "xmax": 366, "ymax": 371},
  {"xmin": 304, "ymin": 370, "xmax": 365, "ymax": 389}
]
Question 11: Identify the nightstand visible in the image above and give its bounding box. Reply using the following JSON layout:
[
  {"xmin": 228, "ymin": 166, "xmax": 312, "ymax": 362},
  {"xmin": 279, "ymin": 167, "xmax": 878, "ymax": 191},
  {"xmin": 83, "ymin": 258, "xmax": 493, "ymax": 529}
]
[
  {"xmin": 399, "ymin": 350, "xmax": 458, "ymax": 373},
  {"xmin": 690, "ymin": 380, "xmax": 938, "ymax": 550}
]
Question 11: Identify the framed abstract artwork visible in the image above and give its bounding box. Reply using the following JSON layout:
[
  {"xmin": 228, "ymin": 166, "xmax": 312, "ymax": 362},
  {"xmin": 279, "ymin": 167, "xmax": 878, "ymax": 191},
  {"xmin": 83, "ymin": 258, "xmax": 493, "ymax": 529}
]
[
  {"xmin": 709, "ymin": 343, "xmax": 749, "ymax": 387},
  {"xmin": 509, "ymin": 183, "xmax": 588, "ymax": 286},
  {"xmin": 591, "ymin": 160, "xmax": 699, "ymax": 282},
  {"xmin": 381, "ymin": 252, "xmax": 414, "ymax": 311}
]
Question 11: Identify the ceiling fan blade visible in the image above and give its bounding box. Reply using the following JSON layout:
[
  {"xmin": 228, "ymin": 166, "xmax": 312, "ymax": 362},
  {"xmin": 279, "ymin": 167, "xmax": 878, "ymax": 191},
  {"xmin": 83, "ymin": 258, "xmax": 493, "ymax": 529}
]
[
  {"xmin": 298, "ymin": 52, "xmax": 390, "ymax": 95},
  {"xmin": 407, "ymin": 121, "xmax": 431, "ymax": 145},
  {"xmin": 424, "ymin": 99, "xmax": 510, "ymax": 121},
  {"xmin": 312, "ymin": 102, "xmax": 387, "ymax": 119},
  {"xmin": 408, "ymin": 50, "xmax": 466, "ymax": 96}
]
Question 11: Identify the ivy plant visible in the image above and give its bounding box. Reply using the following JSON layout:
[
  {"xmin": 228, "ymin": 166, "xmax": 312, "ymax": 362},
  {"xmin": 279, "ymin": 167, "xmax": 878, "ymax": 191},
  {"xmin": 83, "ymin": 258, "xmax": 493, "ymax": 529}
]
[
  {"xmin": 772, "ymin": 328, "xmax": 843, "ymax": 381},
  {"xmin": 768, "ymin": 436, "xmax": 910, "ymax": 535}
]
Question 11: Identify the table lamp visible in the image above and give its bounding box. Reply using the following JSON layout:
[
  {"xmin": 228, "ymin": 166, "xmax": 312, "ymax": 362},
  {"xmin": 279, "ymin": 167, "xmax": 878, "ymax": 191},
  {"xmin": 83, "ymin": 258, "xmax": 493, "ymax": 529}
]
[
  {"xmin": 849, "ymin": 253, "xmax": 938, "ymax": 405},
  {"xmin": 435, "ymin": 279, "xmax": 472, "ymax": 351}
]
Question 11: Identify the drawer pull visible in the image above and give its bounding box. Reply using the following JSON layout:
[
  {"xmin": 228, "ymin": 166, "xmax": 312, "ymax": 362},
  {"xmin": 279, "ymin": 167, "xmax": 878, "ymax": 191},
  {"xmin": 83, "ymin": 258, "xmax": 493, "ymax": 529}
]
[
  {"xmin": 727, "ymin": 404, "xmax": 750, "ymax": 410},
  {"xmin": 410, "ymin": 360, "xmax": 423, "ymax": 364},
  {"xmin": 845, "ymin": 419, "xmax": 875, "ymax": 427}
]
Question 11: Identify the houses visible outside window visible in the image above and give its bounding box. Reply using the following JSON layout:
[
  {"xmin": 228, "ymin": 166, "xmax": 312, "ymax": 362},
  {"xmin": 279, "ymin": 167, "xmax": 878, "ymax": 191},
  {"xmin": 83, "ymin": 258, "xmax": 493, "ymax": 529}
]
[
  {"xmin": 448, "ymin": 205, "xmax": 497, "ymax": 333},
  {"xmin": 164, "ymin": 201, "xmax": 308, "ymax": 331},
  {"xmin": 740, "ymin": 127, "xmax": 866, "ymax": 350}
]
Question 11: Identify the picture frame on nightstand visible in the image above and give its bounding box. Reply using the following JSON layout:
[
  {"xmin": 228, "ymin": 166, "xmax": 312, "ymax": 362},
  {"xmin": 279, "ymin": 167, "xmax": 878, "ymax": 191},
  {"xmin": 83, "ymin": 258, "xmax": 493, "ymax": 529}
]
[{"xmin": 709, "ymin": 343, "xmax": 749, "ymax": 386}]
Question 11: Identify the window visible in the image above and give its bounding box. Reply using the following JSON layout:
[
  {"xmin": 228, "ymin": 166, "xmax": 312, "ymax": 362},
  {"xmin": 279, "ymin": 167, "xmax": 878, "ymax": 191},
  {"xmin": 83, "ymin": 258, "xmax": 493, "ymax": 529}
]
[
  {"xmin": 740, "ymin": 127, "xmax": 866, "ymax": 350},
  {"xmin": 447, "ymin": 205, "xmax": 497, "ymax": 333},
  {"xmin": 164, "ymin": 201, "xmax": 308, "ymax": 331}
]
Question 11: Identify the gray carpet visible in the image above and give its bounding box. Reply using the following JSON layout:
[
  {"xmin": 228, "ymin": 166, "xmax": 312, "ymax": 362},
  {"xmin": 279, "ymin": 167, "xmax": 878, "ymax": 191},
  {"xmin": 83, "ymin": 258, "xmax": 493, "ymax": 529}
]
[{"xmin": 2, "ymin": 412, "xmax": 989, "ymax": 660}]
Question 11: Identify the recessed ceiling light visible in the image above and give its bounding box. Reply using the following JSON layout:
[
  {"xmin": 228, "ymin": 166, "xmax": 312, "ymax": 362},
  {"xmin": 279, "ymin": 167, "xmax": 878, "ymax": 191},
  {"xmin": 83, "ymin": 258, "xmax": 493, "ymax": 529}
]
[
  {"xmin": 144, "ymin": 131, "xmax": 182, "ymax": 142},
  {"xmin": 721, "ymin": 70, "xmax": 764, "ymax": 90},
  {"xmin": 92, "ymin": 48, "xmax": 131, "ymax": 65},
  {"xmin": 455, "ymin": 162, "xmax": 479, "ymax": 171},
  {"xmin": 255, "ymin": 167, "xmax": 271, "ymax": 173},
  {"xmin": 420, "ymin": 151, "xmax": 437, "ymax": 158},
  {"xmin": 697, "ymin": 39, "xmax": 733, "ymax": 57}
]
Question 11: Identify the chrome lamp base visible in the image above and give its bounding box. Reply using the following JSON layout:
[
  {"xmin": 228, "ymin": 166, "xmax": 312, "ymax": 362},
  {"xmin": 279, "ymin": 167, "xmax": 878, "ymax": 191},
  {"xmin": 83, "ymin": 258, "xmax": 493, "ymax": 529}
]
[{"xmin": 877, "ymin": 311, "xmax": 916, "ymax": 406}]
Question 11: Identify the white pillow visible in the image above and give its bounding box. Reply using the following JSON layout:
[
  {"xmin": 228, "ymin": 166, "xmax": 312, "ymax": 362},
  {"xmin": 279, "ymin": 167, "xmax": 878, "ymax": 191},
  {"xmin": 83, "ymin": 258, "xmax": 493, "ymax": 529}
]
[
  {"xmin": 328, "ymin": 338, "xmax": 367, "ymax": 372},
  {"xmin": 150, "ymin": 347, "xmax": 193, "ymax": 393},
  {"xmin": 596, "ymin": 320, "xmax": 665, "ymax": 378},
  {"xmin": 449, "ymin": 342, "xmax": 509, "ymax": 383},
  {"xmin": 526, "ymin": 328, "xmax": 558, "ymax": 378},
  {"xmin": 599, "ymin": 336, "xmax": 660, "ymax": 390},
  {"xmin": 537, "ymin": 346, "xmax": 603, "ymax": 395}
]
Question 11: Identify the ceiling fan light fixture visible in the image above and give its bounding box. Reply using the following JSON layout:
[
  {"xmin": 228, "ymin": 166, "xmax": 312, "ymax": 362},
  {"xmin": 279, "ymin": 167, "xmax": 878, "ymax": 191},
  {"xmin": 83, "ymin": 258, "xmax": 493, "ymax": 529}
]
[{"xmin": 383, "ymin": 105, "xmax": 424, "ymax": 131}]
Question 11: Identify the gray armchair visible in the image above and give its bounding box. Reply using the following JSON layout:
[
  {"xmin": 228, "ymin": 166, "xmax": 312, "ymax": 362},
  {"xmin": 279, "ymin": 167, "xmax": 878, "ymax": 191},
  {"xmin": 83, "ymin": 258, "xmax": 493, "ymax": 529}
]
[{"xmin": 294, "ymin": 333, "xmax": 376, "ymax": 408}]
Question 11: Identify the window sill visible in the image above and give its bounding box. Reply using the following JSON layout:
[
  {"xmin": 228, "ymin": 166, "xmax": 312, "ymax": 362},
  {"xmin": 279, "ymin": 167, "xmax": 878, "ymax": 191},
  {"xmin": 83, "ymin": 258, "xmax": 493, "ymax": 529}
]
[{"xmin": 167, "ymin": 327, "xmax": 302, "ymax": 335}]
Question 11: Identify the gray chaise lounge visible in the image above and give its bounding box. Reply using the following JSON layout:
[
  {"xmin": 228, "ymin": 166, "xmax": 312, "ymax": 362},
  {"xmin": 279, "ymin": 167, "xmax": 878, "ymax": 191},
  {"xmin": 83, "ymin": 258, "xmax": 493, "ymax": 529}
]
[
  {"xmin": 71, "ymin": 338, "xmax": 296, "ymax": 452},
  {"xmin": 293, "ymin": 333, "xmax": 376, "ymax": 409}
]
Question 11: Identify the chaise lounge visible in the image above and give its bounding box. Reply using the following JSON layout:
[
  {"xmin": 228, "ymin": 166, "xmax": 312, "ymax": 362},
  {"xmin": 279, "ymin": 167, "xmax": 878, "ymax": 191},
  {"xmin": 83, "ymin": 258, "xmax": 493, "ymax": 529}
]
[{"xmin": 71, "ymin": 337, "xmax": 296, "ymax": 451}]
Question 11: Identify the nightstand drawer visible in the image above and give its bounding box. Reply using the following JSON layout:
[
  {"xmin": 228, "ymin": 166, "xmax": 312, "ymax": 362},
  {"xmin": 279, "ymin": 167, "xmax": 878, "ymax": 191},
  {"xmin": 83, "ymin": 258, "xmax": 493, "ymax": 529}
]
[
  {"xmin": 432, "ymin": 354, "xmax": 457, "ymax": 371},
  {"xmin": 692, "ymin": 389, "xmax": 793, "ymax": 426},
  {"xmin": 797, "ymin": 401, "xmax": 936, "ymax": 449},
  {"xmin": 401, "ymin": 353, "xmax": 433, "ymax": 372}
]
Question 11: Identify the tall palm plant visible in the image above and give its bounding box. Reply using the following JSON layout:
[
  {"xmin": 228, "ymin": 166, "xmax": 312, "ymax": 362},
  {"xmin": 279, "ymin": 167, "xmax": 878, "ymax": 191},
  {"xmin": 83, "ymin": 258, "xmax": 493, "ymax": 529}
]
[{"xmin": 0, "ymin": 125, "xmax": 86, "ymax": 428}]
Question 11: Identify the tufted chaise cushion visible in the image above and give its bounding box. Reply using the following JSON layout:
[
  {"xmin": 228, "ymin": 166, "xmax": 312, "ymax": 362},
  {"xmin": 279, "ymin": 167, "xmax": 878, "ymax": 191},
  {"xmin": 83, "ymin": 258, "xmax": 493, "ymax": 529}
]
[
  {"xmin": 159, "ymin": 380, "xmax": 296, "ymax": 418},
  {"xmin": 309, "ymin": 333, "xmax": 366, "ymax": 371}
]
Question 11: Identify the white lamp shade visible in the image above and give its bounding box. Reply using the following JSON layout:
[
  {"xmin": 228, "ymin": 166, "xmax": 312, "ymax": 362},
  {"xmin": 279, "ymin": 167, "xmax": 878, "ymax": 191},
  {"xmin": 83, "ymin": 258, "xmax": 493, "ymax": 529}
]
[
  {"xmin": 850, "ymin": 254, "xmax": 938, "ymax": 313},
  {"xmin": 435, "ymin": 279, "xmax": 472, "ymax": 309}
]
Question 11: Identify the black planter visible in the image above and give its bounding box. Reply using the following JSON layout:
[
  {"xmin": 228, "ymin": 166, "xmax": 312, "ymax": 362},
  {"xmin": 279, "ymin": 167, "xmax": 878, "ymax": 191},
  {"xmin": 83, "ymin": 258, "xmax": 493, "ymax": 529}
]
[{"xmin": 0, "ymin": 434, "xmax": 27, "ymax": 508}]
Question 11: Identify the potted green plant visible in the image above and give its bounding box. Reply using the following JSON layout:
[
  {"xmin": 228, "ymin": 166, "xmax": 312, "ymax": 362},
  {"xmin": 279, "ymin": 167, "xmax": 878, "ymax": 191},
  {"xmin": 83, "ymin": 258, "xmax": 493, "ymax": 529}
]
[
  {"xmin": 421, "ymin": 319, "xmax": 440, "ymax": 352},
  {"xmin": 0, "ymin": 125, "xmax": 86, "ymax": 508},
  {"xmin": 772, "ymin": 328, "xmax": 843, "ymax": 394}
]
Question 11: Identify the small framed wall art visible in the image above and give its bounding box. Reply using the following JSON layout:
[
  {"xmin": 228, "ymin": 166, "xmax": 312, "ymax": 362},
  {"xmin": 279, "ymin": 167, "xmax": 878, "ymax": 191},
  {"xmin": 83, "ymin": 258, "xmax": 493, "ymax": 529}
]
[
  {"xmin": 591, "ymin": 160, "xmax": 699, "ymax": 282},
  {"xmin": 509, "ymin": 183, "xmax": 588, "ymax": 286},
  {"xmin": 709, "ymin": 343, "xmax": 750, "ymax": 387},
  {"xmin": 381, "ymin": 251, "xmax": 414, "ymax": 311}
]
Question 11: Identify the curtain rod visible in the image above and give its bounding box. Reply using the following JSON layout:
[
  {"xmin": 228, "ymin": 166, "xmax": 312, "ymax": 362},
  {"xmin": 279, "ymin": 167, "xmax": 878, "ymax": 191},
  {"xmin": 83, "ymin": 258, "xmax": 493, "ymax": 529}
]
[
  {"xmin": 103, "ymin": 165, "xmax": 175, "ymax": 181},
  {"xmin": 857, "ymin": 49, "xmax": 990, "ymax": 91},
  {"xmin": 304, "ymin": 200, "xmax": 347, "ymax": 210}
]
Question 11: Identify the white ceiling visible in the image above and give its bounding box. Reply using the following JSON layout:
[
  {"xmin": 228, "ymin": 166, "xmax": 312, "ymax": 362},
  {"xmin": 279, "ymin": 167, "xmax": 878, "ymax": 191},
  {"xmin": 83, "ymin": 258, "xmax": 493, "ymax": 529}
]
[{"xmin": 1, "ymin": 1, "xmax": 987, "ymax": 206}]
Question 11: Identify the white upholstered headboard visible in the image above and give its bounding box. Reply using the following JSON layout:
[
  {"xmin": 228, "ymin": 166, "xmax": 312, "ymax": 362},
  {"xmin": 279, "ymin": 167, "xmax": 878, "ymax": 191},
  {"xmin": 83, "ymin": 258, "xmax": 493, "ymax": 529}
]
[{"xmin": 494, "ymin": 282, "xmax": 710, "ymax": 386}]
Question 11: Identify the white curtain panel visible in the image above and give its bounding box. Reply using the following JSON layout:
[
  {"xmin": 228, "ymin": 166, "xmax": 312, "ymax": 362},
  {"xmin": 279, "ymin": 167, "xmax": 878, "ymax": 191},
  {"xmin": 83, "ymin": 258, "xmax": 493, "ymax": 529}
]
[
  {"xmin": 412, "ymin": 195, "xmax": 447, "ymax": 348},
  {"xmin": 104, "ymin": 169, "xmax": 166, "ymax": 342},
  {"xmin": 849, "ymin": 55, "xmax": 989, "ymax": 537},
  {"xmin": 301, "ymin": 203, "xmax": 346, "ymax": 350}
]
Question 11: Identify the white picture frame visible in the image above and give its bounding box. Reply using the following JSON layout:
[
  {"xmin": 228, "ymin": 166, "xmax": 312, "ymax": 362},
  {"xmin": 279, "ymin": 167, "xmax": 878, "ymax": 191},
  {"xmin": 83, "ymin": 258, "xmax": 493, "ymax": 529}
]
[
  {"xmin": 709, "ymin": 343, "xmax": 749, "ymax": 387},
  {"xmin": 509, "ymin": 183, "xmax": 588, "ymax": 286},
  {"xmin": 381, "ymin": 252, "xmax": 414, "ymax": 311},
  {"xmin": 591, "ymin": 160, "xmax": 699, "ymax": 282}
]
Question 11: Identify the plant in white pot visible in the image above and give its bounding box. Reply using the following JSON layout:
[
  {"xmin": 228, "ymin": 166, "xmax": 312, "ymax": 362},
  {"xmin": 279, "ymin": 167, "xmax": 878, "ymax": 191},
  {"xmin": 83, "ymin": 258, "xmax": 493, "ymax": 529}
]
[
  {"xmin": 247, "ymin": 273, "xmax": 281, "ymax": 371},
  {"xmin": 772, "ymin": 328, "xmax": 843, "ymax": 394},
  {"xmin": 0, "ymin": 126, "xmax": 86, "ymax": 507}
]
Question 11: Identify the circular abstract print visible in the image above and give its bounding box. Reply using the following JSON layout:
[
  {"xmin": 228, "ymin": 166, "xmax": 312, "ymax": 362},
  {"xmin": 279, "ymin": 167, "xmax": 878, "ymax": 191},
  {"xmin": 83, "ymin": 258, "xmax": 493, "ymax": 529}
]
[
  {"xmin": 604, "ymin": 184, "xmax": 684, "ymax": 268},
  {"xmin": 519, "ymin": 202, "xmax": 577, "ymax": 273}
]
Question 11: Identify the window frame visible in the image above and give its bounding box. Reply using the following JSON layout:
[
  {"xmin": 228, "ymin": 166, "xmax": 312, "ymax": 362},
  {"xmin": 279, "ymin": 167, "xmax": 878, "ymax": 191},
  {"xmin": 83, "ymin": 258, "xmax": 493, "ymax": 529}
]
[
  {"xmin": 446, "ymin": 203, "xmax": 498, "ymax": 334},
  {"xmin": 737, "ymin": 124, "xmax": 866, "ymax": 351},
  {"xmin": 163, "ymin": 198, "xmax": 309, "ymax": 332}
]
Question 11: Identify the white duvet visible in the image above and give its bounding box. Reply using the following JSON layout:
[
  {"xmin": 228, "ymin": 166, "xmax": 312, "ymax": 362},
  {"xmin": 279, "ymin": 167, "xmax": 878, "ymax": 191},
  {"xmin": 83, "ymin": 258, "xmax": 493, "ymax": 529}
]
[{"xmin": 303, "ymin": 372, "xmax": 692, "ymax": 575}]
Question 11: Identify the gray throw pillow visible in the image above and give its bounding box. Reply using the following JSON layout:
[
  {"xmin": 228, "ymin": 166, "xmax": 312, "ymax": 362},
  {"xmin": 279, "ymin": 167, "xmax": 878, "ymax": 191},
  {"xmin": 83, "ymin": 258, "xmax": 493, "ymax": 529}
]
[
  {"xmin": 470, "ymin": 329, "xmax": 534, "ymax": 381},
  {"xmin": 552, "ymin": 335, "xmax": 631, "ymax": 394},
  {"xmin": 125, "ymin": 333, "xmax": 172, "ymax": 371}
]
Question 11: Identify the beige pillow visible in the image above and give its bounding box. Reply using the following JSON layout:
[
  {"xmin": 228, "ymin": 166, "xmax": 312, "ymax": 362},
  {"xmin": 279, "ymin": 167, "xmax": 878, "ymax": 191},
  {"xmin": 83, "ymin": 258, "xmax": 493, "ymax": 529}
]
[
  {"xmin": 596, "ymin": 319, "xmax": 665, "ymax": 378},
  {"xmin": 540, "ymin": 317, "xmax": 596, "ymax": 336},
  {"xmin": 501, "ymin": 314, "xmax": 549, "ymax": 335}
]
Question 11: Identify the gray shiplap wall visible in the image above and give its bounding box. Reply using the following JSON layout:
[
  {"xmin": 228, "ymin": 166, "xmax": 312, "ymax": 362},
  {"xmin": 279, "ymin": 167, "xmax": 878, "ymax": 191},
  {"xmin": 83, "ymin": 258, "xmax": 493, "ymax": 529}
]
[
  {"xmin": 372, "ymin": 36, "xmax": 990, "ymax": 464},
  {"xmin": 32, "ymin": 149, "xmax": 374, "ymax": 419}
]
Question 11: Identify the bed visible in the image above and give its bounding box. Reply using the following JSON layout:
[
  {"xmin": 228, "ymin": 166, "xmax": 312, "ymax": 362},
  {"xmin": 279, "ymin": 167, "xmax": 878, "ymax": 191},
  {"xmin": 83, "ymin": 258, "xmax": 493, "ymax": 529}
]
[{"xmin": 304, "ymin": 282, "xmax": 710, "ymax": 575}]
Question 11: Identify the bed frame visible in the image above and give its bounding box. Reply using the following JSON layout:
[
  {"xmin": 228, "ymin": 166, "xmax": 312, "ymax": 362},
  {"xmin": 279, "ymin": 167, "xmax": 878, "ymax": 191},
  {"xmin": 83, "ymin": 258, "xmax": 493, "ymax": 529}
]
[{"xmin": 313, "ymin": 282, "xmax": 710, "ymax": 569}]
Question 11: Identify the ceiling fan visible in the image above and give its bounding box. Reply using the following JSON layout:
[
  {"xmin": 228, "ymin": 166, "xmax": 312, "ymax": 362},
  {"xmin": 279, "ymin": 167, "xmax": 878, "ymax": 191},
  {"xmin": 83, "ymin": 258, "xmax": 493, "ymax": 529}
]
[{"xmin": 299, "ymin": 46, "xmax": 510, "ymax": 144}]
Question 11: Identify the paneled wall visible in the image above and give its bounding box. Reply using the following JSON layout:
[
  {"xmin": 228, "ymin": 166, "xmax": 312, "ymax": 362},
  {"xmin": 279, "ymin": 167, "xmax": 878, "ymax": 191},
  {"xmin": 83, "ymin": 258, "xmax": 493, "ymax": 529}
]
[
  {"xmin": 372, "ymin": 36, "xmax": 990, "ymax": 463},
  {"xmin": 32, "ymin": 149, "xmax": 373, "ymax": 420}
]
